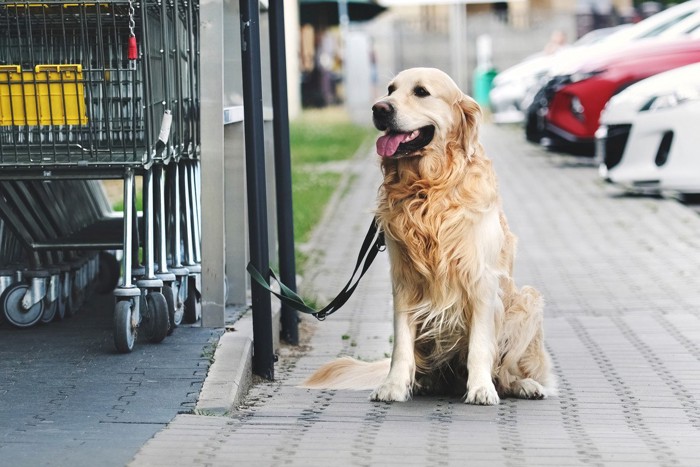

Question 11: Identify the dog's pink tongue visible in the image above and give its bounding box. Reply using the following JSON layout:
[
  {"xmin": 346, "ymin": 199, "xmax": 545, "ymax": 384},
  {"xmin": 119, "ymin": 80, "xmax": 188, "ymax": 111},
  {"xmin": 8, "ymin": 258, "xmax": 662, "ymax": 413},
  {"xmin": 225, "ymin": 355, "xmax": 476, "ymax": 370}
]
[{"xmin": 376, "ymin": 132, "xmax": 409, "ymax": 157}]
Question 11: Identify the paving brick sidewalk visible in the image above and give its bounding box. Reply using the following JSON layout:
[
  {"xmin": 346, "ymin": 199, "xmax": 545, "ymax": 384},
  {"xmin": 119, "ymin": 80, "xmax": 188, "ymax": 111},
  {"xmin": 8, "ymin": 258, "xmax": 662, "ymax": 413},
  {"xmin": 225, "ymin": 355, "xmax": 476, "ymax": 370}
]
[{"xmin": 131, "ymin": 123, "xmax": 700, "ymax": 466}]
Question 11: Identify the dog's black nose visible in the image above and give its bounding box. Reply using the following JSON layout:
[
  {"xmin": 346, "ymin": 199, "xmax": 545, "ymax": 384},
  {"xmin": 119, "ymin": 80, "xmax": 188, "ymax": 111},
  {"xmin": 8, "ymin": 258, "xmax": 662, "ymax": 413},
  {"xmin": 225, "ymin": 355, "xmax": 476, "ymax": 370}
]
[
  {"xmin": 372, "ymin": 101, "xmax": 393, "ymax": 118},
  {"xmin": 372, "ymin": 101, "xmax": 394, "ymax": 130}
]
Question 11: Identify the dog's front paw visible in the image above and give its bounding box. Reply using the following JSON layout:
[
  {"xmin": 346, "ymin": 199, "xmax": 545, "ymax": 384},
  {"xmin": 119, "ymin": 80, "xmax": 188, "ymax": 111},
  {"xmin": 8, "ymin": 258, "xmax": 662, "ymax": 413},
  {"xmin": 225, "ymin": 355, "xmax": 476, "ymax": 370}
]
[
  {"xmin": 370, "ymin": 380, "xmax": 411, "ymax": 402},
  {"xmin": 465, "ymin": 383, "xmax": 500, "ymax": 405},
  {"xmin": 511, "ymin": 378, "xmax": 545, "ymax": 400}
]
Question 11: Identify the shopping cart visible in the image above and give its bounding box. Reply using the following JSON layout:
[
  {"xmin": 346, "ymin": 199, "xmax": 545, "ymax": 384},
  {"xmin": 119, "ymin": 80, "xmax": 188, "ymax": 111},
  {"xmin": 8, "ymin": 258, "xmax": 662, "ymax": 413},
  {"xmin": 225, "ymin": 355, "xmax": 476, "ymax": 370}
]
[
  {"xmin": 151, "ymin": 0, "xmax": 202, "ymax": 326},
  {"xmin": 0, "ymin": 0, "xmax": 201, "ymax": 351}
]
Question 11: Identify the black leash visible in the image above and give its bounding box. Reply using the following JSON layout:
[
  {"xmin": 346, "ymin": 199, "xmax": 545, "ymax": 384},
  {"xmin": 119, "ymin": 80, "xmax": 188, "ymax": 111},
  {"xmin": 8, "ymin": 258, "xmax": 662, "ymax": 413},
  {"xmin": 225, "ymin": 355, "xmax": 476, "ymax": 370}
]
[{"xmin": 247, "ymin": 218, "xmax": 385, "ymax": 320}]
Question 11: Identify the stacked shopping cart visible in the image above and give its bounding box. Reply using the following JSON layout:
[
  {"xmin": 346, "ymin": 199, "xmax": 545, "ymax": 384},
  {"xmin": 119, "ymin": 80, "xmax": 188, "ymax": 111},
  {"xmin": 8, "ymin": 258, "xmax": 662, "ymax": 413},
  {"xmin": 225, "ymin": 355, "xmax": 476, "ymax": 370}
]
[{"xmin": 0, "ymin": 0, "xmax": 202, "ymax": 352}]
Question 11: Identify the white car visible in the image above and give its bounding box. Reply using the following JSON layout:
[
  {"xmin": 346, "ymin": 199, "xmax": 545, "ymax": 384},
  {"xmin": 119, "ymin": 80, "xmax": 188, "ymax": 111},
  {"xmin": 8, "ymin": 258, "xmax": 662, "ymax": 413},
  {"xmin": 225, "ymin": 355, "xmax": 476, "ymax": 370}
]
[{"xmin": 597, "ymin": 62, "xmax": 700, "ymax": 195}]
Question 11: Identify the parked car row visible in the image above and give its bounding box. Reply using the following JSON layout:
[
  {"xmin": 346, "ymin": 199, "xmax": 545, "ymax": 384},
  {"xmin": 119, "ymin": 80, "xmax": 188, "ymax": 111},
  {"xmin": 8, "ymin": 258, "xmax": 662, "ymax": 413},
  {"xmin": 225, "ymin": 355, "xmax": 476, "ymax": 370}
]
[{"xmin": 490, "ymin": 0, "xmax": 700, "ymax": 196}]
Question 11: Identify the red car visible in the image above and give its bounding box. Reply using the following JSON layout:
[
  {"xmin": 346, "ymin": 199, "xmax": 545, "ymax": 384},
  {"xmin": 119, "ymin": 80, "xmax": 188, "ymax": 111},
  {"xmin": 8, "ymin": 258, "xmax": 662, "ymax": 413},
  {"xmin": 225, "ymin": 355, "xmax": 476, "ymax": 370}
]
[{"xmin": 539, "ymin": 39, "xmax": 700, "ymax": 155}]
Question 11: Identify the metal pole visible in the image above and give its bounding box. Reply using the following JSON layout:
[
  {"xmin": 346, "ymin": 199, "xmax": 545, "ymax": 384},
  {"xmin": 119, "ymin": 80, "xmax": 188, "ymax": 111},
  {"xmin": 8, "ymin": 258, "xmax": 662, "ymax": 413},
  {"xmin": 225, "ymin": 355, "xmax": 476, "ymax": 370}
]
[
  {"xmin": 240, "ymin": 0, "xmax": 275, "ymax": 380},
  {"xmin": 142, "ymin": 168, "xmax": 155, "ymax": 279},
  {"xmin": 122, "ymin": 168, "xmax": 134, "ymax": 287},
  {"xmin": 269, "ymin": 0, "xmax": 298, "ymax": 345},
  {"xmin": 155, "ymin": 164, "xmax": 169, "ymax": 274}
]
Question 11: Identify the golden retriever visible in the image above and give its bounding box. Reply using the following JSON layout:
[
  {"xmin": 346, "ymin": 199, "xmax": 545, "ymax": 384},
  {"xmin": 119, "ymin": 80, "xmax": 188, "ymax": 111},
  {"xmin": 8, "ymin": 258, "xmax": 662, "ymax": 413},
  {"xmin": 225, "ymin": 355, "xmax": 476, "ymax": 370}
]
[{"xmin": 302, "ymin": 68, "xmax": 555, "ymax": 404}]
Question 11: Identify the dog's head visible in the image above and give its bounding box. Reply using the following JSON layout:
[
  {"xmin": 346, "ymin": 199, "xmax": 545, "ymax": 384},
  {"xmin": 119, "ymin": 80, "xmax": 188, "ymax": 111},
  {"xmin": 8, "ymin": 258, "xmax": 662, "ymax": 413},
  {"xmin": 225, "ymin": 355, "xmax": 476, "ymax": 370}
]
[{"xmin": 372, "ymin": 68, "xmax": 481, "ymax": 160}]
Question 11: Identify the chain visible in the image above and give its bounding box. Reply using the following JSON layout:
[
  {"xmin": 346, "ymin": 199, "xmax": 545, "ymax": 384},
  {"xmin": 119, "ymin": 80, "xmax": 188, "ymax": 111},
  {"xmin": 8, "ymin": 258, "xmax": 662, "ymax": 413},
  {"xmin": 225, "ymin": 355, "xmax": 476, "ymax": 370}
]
[
  {"xmin": 126, "ymin": 0, "xmax": 138, "ymax": 66},
  {"xmin": 128, "ymin": 0, "xmax": 136, "ymax": 38}
]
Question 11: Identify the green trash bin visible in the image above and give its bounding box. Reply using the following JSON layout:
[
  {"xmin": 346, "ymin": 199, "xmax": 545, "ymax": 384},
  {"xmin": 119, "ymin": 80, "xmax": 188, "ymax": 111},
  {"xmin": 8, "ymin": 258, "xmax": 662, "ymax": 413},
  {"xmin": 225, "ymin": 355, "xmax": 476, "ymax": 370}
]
[{"xmin": 473, "ymin": 66, "xmax": 498, "ymax": 110}]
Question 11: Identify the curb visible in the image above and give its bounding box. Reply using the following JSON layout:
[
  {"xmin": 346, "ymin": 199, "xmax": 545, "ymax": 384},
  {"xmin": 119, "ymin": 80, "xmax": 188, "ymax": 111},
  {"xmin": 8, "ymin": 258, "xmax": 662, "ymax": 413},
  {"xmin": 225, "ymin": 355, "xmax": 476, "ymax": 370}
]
[{"xmin": 196, "ymin": 305, "xmax": 280, "ymax": 414}]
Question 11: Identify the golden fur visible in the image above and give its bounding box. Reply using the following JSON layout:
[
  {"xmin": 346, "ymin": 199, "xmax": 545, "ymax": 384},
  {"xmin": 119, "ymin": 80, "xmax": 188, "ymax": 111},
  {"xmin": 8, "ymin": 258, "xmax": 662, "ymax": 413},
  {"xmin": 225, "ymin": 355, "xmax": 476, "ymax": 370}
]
[{"xmin": 303, "ymin": 68, "xmax": 555, "ymax": 404}]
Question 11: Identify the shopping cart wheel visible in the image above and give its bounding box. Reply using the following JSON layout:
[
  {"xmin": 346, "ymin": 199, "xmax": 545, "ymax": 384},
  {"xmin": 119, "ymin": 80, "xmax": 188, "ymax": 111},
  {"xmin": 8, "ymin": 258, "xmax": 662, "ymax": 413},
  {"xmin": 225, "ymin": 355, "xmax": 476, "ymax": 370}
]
[
  {"xmin": 162, "ymin": 284, "xmax": 182, "ymax": 335},
  {"xmin": 143, "ymin": 292, "xmax": 169, "ymax": 344},
  {"xmin": 95, "ymin": 252, "xmax": 120, "ymax": 294},
  {"xmin": 40, "ymin": 298, "xmax": 58, "ymax": 324},
  {"xmin": 183, "ymin": 277, "xmax": 201, "ymax": 324},
  {"xmin": 1, "ymin": 283, "xmax": 45, "ymax": 328},
  {"xmin": 172, "ymin": 283, "xmax": 185, "ymax": 328},
  {"xmin": 114, "ymin": 300, "xmax": 137, "ymax": 353}
]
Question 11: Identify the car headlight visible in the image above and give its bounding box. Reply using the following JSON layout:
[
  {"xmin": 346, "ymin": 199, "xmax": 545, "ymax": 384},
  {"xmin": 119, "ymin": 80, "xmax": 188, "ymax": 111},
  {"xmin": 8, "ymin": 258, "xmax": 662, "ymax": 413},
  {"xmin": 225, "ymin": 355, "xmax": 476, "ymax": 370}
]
[{"xmin": 640, "ymin": 86, "xmax": 700, "ymax": 112}]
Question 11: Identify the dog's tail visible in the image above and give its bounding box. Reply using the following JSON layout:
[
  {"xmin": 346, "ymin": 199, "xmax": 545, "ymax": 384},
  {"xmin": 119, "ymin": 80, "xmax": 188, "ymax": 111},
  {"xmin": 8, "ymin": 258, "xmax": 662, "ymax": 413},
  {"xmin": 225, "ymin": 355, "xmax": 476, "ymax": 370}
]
[{"xmin": 300, "ymin": 357, "xmax": 390, "ymax": 390}]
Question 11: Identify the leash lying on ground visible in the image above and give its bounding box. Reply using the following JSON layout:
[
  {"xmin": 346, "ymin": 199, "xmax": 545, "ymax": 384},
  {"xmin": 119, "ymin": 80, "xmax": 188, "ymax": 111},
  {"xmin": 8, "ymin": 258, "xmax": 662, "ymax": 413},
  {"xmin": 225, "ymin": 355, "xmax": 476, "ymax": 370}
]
[{"xmin": 247, "ymin": 218, "xmax": 385, "ymax": 320}]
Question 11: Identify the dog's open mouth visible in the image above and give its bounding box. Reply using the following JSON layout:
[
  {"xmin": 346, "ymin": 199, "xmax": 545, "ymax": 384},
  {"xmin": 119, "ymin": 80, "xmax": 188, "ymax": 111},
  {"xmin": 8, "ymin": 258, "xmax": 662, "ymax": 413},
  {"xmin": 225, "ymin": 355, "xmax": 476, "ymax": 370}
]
[{"xmin": 376, "ymin": 126, "xmax": 435, "ymax": 158}]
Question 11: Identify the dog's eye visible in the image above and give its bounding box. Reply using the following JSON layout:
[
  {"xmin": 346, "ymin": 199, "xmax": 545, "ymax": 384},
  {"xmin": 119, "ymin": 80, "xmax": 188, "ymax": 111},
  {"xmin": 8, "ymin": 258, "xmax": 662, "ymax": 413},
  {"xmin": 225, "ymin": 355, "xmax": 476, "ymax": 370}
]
[
  {"xmin": 387, "ymin": 85, "xmax": 396, "ymax": 96},
  {"xmin": 414, "ymin": 86, "xmax": 430, "ymax": 97}
]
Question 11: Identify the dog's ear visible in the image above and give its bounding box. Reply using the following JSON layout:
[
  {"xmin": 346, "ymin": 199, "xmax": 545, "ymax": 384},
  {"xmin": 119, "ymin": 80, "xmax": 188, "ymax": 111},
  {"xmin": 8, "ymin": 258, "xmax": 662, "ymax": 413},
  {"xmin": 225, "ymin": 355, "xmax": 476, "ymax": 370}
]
[{"xmin": 456, "ymin": 94, "xmax": 483, "ymax": 158}]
